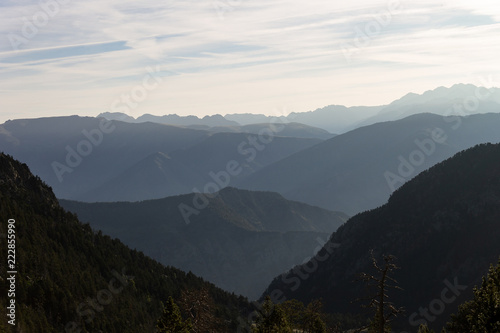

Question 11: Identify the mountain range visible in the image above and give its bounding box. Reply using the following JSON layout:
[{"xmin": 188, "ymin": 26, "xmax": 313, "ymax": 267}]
[
  {"xmin": 238, "ymin": 112, "xmax": 500, "ymax": 215},
  {"xmin": 4, "ymin": 108, "xmax": 500, "ymax": 216},
  {"xmin": 263, "ymin": 143, "xmax": 500, "ymax": 331},
  {"xmin": 78, "ymin": 130, "xmax": 325, "ymax": 202},
  {"xmin": 0, "ymin": 153, "xmax": 250, "ymax": 332},
  {"xmin": 0, "ymin": 116, "xmax": 324, "ymax": 203},
  {"xmin": 98, "ymin": 112, "xmax": 240, "ymax": 127},
  {"xmin": 356, "ymin": 83, "xmax": 500, "ymax": 129},
  {"xmin": 60, "ymin": 187, "xmax": 348, "ymax": 300},
  {"xmin": 2, "ymin": 83, "xmax": 500, "ymax": 331},
  {"xmin": 100, "ymin": 84, "xmax": 500, "ymax": 134},
  {"xmin": 0, "ymin": 116, "xmax": 209, "ymax": 199},
  {"xmin": 183, "ymin": 122, "xmax": 334, "ymax": 140}
]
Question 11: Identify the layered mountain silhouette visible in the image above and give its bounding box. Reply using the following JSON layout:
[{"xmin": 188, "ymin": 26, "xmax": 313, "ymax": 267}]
[
  {"xmin": 99, "ymin": 111, "xmax": 334, "ymax": 139},
  {"xmin": 289, "ymin": 84, "xmax": 500, "ymax": 133},
  {"xmin": 60, "ymin": 187, "xmax": 348, "ymax": 300},
  {"xmin": 0, "ymin": 153, "xmax": 249, "ymax": 332},
  {"xmin": 3, "ymin": 83, "xmax": 500, "ymax": 331},
  {"xmin": 98, "ymin": 112, "xmax": 240, "ymax": 127},
  {"xmin": 100, "ymin": 85, "xmax": 500, "ymax": 135},
  {"xmin": 5, "ymin": 112, "xmax": 500, "ymax": 214},
  {"xmin": 0, "ymin": 116, "xmax": 210, "ymax": 199},
  {"xmin": 238, "ymin": 113, "xmax": 500, "ymax": 215},
  {"xmin": 0, "ymin": 116, "xmax": 323, "ymax": 202},
  {"xmin": 286, "ymin": 105, "xmax": 383, "ymax": 134},
  {"xmin": 263, "ymin": 143, "xmax": 500, "ymax": 331},
  {"xmin": 184, "ymin": 122, "xmax": 334, "ymax": 140},
  {"xmin": 78, "ymin": 130, "xmax": 323, "ymax": 202},
  {"xmin": 225, "ymin": 105, "xmax": 383, "ymax": 133},
  {"xmin": 356, "ymin": 83, "xmax": 500, "ymax": 129}
]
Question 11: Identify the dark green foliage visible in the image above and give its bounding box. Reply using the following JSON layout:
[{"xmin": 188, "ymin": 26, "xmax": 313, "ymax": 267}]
[
  {"xmin": 265, "ymin": 143, "xmax": 500, "ymax": 330},
  {"xmin": 446, "ymin": 259, "xmax": 500, "ymax": 332},
  {"xmin": 177, "ymin": 287, "xmax": 227, "ymax": 333},
  {"xmin": 156, "ymin": 297, "xmax": 192, "ymax": 333},
  {"xmin": 60, "ymin": 187, "xmax": 346, "ymax": 300},
  {"xmin": 417, "ymin": 324, "xmax": 436, "ymax": 333},
  {"xmin": 301, "ymin": 300, "xmax": 327, "ymax": 333},
  {"xmin": 0, "ymin": 153, "xmax": 249, "ymax": 332},
  {"xmin": 254, "ymin": 297, "xmax": 328, "ymax": 333},
  {"xmin": 253, "ymin": 296, "xmax": 292, "ymax": 333},
  {"xmin": 280, "ymin": 299, "xmax": 305, "ymax": 327},
  {"xmin": 321, "ymin": 312, "xmax": 365, "ymax": 332}
]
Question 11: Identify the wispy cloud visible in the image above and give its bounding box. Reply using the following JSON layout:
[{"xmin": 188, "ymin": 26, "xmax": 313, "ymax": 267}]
[{"xmin": 0, "ymin": 0, "xmax": 499, "ymax": 122}]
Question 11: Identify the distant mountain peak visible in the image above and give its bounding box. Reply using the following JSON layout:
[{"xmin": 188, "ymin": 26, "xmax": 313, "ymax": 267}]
[
  {"xmin": 97, "ymin": 111, "xmax": 136, "ymax": 122},
  {"xmin": 390, "ymin": 83, "xmax": 496, "ymax": 107}
]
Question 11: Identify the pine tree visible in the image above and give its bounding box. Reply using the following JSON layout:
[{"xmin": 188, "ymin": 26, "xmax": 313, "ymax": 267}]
[
  {"xmin": 302, "ymin": 299, "xmax": 327, "ymax": 333},
  {"xmin": 253, "ymin": 296, "xmax": 292, "ymax": 333},
  {"xmin": 269, "ymin": 305, "xmax": 293, "ymax": 333},
  {"xmin": 446, "ymin": 259, "xmax": 500, "ymax": 332},
  {"xmin": 280, "ymin": 299, "xmax": 305, "ymax": 328},
  {"xmin": 156, "ymin": 296, "xmax": 192, "ymax": 333},
  {"xmin": 178, "ymin": 288, "xmax": 223, "ymax": 333}
]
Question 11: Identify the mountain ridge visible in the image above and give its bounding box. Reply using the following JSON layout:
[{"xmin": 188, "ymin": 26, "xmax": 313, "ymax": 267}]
[
  {"xmin": 237, "ymin": 112, "xmax": 500, "ymax": 215},
  {"xmin": 99, "ymin": 84, "xmax": 500, "ymax": 134},
  {"xmin": 60, "ymin": 187, "xmax": 348, "ymax": 300},
  {"xmin": 0, "ymin": 116, "xmax": 324, "ymax": 203},
  {"xmin": 76, "ymin": 131, "xmax": 323, "ymax": 202},
  {"xmin": 0, "ymin": 152, "xmax": 250, "ymax": 332},
  {"xmin": 263, "ymin": 143, "xmax": 500, "ymax": 331}
]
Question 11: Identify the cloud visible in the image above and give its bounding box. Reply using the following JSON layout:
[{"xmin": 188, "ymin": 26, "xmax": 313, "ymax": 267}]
[{"xmin": 0, "ymin": 0, "xmax": 499, "ymax": 122}]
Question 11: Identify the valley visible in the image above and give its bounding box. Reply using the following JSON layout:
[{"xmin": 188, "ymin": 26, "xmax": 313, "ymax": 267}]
[{"xmin": 2, "ymin": 84, "xmax": 500, "ymax": 332}]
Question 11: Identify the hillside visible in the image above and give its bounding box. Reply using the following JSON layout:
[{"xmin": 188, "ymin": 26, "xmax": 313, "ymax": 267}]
[
  {"xmin": 238, "ymin": 112, "xmax": 500, "ymax": 215},
  {"xmin": 263, "ymin": 143, "xmax": 500, "ymax": 331},
  {"xmin": 77, "ymin": 131, "xmax": 322, "ymax": 202},
  {"xmin": 0, "ymin": 116, "xmax": 210, "ymax": 200},
  {"xmin": 287, "ymin": 105, "xmax": 384, "ymax": 134},
  {"xmin": 98, "ymin": 112, "xmax": 334, "ymax": 140},
  {"xmin": 98, "ymin": 112, "xmax": 240, "ymax": 127},
  {"xmin": 225, "ymin": 105, "xmax": 383, "ymax": 133},
  {"xmin": 240, "ymin": 122, "xmax": 334, "ymax": 139},
  {"xmin": 0, "ymin": 153, "xmax": 249, "ymax": 332},
  {"xmin": 189, "ymin": 122, "xmax": 335, "ymax": 140},
  {"xmin": 60, "ymin": 187, "xmax": 348, "ymax": 300},
  {"xmin": 0, "ymin": 116, "xmax": 323, "ymax": 203}
]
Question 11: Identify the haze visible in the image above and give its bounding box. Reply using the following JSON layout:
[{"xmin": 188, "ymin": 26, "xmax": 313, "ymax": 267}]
[{"xmin": 1, "ymin": 0, "xmax": 500, "ymax": 122}]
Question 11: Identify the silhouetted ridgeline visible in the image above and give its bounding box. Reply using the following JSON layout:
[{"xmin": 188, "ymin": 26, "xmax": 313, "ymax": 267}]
[
  {"xmin": 0, "ymin": 153, "xmax": 249, "ymax": 332},
  {"xmin": 0, "ymin": 116, "xmax": 323, "ymax": 203},
  {"xmin": 60, "ymin": 187, "xmax": 348, "ymax": 300},
  {"xmin": 239, "ymin": 113, "xmax": 500, "ymax": 215},
  {"xmin": 263, "ymin": 143, "xmax": 500, "ymax": 331}
]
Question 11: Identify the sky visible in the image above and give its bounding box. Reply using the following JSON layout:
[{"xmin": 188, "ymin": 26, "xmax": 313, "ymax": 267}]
[{"xmin": 0, "ymin": 0, "xmax": 499, "ymax": 122}]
